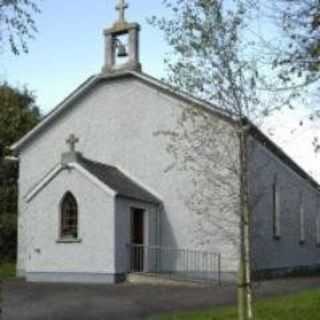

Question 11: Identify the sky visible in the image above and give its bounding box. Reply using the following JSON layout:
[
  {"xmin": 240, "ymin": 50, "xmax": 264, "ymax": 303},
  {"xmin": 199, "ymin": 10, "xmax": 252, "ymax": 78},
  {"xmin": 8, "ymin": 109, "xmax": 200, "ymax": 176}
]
[
  {"xmin": 1, "ymin": 0, "xmax": 320, "ymax": 181},
  {"xmin": 1, "ymin": 1, "xmax": 169, "ymax": 110}
]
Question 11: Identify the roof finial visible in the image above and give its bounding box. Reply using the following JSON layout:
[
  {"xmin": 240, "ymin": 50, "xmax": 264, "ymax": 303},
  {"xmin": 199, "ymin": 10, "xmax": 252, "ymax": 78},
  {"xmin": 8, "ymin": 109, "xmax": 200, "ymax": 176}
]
[
  {"xmin": 66, "ymin": 134, "xmax": 79, "ymax": 152},
  {"xmin": 116, "ymin": 0, "xmax": 128, "ymax": 23}
]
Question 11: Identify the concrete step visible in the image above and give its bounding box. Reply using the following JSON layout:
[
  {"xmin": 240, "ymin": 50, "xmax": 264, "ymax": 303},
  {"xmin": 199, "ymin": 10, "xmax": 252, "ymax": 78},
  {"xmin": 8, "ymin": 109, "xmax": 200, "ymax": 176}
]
[{"xmin": 127, "ymin": 273, "xmax": 212, "ymax": 287}]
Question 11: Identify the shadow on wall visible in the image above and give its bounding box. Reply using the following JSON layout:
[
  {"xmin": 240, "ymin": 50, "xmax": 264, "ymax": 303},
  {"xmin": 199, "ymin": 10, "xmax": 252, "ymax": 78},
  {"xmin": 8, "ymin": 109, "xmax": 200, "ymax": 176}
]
[{"xmin": 143, "ymin": 208, "xmax": 226, "ymax": 282}]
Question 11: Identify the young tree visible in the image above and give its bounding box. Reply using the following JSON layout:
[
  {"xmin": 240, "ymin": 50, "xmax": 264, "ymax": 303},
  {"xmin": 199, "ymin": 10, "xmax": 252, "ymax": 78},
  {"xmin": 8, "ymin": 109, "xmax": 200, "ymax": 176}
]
[
  {"xmin": 0, "ymin": 82, "xmax": 40, "ymax": 260},
  {"xmin": 0, "ymin": 0, "xmax": 40, "ymax": 54},
  {"xmin": 150, "ymin": 1, "xmax": 285, "ymax": 319}
]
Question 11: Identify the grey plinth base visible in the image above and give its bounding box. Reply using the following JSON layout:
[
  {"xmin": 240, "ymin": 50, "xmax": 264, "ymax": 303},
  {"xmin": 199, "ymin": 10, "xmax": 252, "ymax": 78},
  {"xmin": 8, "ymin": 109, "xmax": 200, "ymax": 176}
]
[
  {"xmin": 26, "ymin": 272, "xmax": 126, "ymax": 284},
  {"xmin": 16, "ymin": 268, "xmax": 26, "ymax": 278},
  {"xmin": 252, "ymin": 264, "xmax": 320, "ymax": 281}
]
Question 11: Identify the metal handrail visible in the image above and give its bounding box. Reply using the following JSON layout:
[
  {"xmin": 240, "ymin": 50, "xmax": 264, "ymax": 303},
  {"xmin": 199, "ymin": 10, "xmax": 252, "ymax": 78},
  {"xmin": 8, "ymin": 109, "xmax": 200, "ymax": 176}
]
[{"xmin": 127, "ymin": 243, "xmax": 222, "ymax": 285}]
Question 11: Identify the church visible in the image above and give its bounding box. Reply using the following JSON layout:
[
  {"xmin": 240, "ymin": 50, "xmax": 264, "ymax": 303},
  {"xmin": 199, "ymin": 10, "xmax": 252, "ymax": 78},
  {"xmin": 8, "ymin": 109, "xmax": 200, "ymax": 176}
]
[{"xmin": 11, "ymin": 1, "xmax": 320, "ymax": 284}]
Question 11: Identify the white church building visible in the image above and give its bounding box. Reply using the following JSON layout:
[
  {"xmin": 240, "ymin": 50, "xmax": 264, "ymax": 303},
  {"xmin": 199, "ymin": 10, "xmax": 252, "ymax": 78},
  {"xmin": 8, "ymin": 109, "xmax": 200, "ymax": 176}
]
[{"xmin": 11, "ymin": 2, "xmax": 320, "ymax": 284}]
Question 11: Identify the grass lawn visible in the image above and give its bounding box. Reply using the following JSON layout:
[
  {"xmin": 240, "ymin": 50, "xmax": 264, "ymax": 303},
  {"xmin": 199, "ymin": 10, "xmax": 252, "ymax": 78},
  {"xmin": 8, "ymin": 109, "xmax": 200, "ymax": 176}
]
[
  {"xmin": 150, "ymin": 289, "xmax": 320, "ymax": 320},
  {"xmin": 0, "ymin": 262, "xmax": 16, "ymax": 281}
]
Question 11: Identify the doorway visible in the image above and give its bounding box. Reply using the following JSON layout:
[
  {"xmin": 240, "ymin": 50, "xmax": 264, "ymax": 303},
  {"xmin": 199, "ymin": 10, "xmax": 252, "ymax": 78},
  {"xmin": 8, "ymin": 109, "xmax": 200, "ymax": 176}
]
[{"xmin": 131, "ymin": 208, "xmax": 145, "ymax": 272}]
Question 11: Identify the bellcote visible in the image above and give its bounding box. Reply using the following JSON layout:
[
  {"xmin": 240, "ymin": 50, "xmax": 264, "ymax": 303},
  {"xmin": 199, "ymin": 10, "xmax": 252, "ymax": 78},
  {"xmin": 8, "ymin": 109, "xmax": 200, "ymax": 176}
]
[{"xmin": 101, "ymin": 1, "xmax": 142, "ymax": 74}]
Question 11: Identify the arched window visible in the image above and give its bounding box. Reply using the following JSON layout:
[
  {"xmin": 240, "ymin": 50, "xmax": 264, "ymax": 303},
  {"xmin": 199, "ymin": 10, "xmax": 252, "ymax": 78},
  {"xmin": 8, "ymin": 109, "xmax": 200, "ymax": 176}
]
[{"xmin": 60, "ymin": 192, "xmax": 78, "ymax": 239}]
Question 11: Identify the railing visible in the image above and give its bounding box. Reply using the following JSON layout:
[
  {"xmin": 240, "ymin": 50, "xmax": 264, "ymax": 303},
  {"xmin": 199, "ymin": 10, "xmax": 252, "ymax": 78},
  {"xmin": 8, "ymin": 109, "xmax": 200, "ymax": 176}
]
[{"xmin": 128, "ymin": 243, "xmax": 222, "ymax": 285}]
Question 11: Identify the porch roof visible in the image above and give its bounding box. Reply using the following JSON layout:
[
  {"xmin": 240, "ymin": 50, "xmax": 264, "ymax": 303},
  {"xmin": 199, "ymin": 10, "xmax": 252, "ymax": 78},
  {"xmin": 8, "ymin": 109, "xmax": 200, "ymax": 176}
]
[
  {"xmin": 78, "ymin": 157, "xmax": 161, "ymax": 204},
  {"xmin": 25, "ymin": 153, "xmax": 161, "ymax": 205}
]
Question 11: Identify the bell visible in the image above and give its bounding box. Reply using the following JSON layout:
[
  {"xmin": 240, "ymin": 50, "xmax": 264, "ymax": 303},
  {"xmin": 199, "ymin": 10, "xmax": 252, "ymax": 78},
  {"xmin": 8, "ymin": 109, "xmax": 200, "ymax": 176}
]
[{"xmin": 117, "ymin": 43, "xmax": 128, "ymax": 57}]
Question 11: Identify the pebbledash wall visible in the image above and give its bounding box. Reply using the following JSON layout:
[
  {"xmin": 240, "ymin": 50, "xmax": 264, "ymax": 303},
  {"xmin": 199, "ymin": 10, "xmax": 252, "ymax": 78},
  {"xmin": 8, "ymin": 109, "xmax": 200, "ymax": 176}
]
[
  {"xmin": 248, "ymin": 136, "xmax": 320, "ymax": 278},
  {"xmin": 16, "ymin": 76, "xmax": 241, "ymax": 282},
  {"xmin": 23, "ymin": 168, "xmax": 117, "ymax": 283}
]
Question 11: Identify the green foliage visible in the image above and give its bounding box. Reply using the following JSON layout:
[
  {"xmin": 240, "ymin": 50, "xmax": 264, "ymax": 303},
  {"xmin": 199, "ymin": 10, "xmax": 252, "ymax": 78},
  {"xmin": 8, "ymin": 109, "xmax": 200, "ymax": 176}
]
[
  {"xmin": 272, "ymin": 0, "xmax": 320, "ymax": 81},
  {"xmin": 0, "ymin": 262, "xmax": 16, "ymax": 280},
  {"xmin": 0, "ymin": 0, "xmax": 40, "ymax": 54},
  {"xmin": 0, "ymin": 83, "xmax": 41, "ymax": 261},
  {"xmin": 0, "ymin": 83, "xmax": 40, "ymax": 147},
  {"xmin": 150, "ymin": 289, "xmax": 320, "ymax": 320},
  {"xmin": 248, "ymin": 0, "xmax": 320, "ymax": 148}
]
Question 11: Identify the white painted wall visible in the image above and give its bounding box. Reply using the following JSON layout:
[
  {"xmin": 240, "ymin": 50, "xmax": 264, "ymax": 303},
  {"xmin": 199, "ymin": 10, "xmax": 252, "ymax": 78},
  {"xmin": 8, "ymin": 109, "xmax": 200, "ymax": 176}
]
[
  {"xmin": 24, "ymin": 168, "xmax": 115, "ymax": 274},
  {"xmin": 17, "ymin": 77, "xmax": 241, "ymax": 276}
]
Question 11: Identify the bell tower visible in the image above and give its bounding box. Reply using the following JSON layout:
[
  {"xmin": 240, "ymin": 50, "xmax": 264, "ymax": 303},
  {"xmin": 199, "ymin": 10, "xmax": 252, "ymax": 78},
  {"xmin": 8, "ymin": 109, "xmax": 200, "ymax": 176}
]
[{"xmin": 102, "ymin": 0, "xmax": 141, "ymax": 74}]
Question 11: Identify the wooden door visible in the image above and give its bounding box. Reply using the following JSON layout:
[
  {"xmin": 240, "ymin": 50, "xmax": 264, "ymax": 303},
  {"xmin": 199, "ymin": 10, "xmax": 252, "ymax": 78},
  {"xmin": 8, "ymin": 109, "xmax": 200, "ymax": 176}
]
[{"xmin": 131, "ymin": 208, "xmax": 144, "ymax": 272}]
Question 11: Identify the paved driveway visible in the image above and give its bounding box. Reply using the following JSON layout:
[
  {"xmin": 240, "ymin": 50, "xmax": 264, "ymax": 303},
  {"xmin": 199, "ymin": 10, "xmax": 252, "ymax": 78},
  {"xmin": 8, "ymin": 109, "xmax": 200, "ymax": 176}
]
[{"xmin": 2, "ymin": 277, "xmax": 320, "ymax": 320}]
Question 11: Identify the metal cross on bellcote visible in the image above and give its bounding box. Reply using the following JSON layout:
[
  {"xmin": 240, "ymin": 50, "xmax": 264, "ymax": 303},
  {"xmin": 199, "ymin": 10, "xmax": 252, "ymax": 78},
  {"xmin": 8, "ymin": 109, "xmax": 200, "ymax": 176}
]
[{"xmin": 116, "ymin": 0, "xmax": 128, "ymax": 23}]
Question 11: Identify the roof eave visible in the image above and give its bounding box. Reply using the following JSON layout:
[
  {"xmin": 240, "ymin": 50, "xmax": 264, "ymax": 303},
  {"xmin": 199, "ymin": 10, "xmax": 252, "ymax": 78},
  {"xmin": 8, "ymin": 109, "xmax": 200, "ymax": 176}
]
[
  {"xmin": 248, "ymin": 122, "xmax": 320, "ymax": 191},
  {"xmin": 10, "ymin": 75, "xmax": 100, "ymax": 153},
  {"xmin": 10, "ymin": 70, "xmax": 319, "ymax": 192},
  {"xmin": 115, "ymin": 193, "xmax": 162, "ymax": 205},
  {"xmin": 10, "ymin": 70, "xmax": 234, "ymax": 154}
]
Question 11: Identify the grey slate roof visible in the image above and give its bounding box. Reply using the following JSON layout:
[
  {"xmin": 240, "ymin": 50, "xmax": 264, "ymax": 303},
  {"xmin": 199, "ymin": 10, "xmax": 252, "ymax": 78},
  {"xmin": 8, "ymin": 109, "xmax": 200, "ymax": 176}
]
[{"xmin": 79, "ymin": 157, "xmax": 160, "ymax": 204}]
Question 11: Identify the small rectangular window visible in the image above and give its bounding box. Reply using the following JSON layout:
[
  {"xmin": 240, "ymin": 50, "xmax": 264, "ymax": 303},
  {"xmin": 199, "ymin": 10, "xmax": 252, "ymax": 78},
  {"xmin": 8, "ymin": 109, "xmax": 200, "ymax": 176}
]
[
  {"xmin": 316, "ymin": 217, "xmax": 320, "ymax": 246},
  {"xmin": 272, "ymin": 176, "xmax": 280, "ymax": 239},
  {"xmin": 299, "ymin": 193, "xmax": 305, "ymax": 244}
]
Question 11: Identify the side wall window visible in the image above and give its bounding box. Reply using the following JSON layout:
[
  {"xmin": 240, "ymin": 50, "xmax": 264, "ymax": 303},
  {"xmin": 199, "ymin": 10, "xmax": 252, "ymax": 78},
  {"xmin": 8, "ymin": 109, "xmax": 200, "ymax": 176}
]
[
  {"xmin": 272, "ymin": 175, "xmax": 281, "ymax": 239},
  {"xmin": 60, "ymin": 192, "xmax": 78, "ymax": 239},
  {"xmin": 316, "ymin": 215, "xmax": 320, "ymax": 246},
  {"xmin": 299, "ymin": 193, "xmax": 305, "ymax": 244}
]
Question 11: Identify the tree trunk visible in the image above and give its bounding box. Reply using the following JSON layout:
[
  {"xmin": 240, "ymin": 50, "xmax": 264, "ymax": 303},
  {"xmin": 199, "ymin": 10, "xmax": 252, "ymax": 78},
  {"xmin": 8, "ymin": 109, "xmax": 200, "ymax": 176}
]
[{"xmin": 238, "ymin": 123, "xmax": 254, "ymax": 320}]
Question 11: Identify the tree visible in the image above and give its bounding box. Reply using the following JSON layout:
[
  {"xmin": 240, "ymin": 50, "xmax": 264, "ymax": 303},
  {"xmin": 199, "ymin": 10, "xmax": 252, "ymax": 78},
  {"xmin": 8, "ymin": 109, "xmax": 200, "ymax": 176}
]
[
  {"xmin": 249, "ymin": 1, "xmax": 320, "ymax": 123},
  {"xmin": 0, "ymin": 83, "xmax": 40, "ymax": 262},
  {"xmin": 264, "ymin": 1, "xmax": 320, "ymax": 85},
  {"xmin": 238, "ymin": 0, "xmax": 320, "ymax": 152},
  {"xmin": 0, "ymin": 0, "xmax": 40, "ymax": 54},
  {"xmin": 150, "ymin": 1, "xmax": 285, "ymax": 319}
]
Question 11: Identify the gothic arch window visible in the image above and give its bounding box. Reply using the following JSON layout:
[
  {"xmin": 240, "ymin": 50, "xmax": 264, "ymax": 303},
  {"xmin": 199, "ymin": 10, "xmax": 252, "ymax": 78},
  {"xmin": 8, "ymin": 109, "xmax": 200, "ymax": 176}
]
[{"xmin": 60, "ymin": 192, "xmax": 78, "ymax": 239}]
